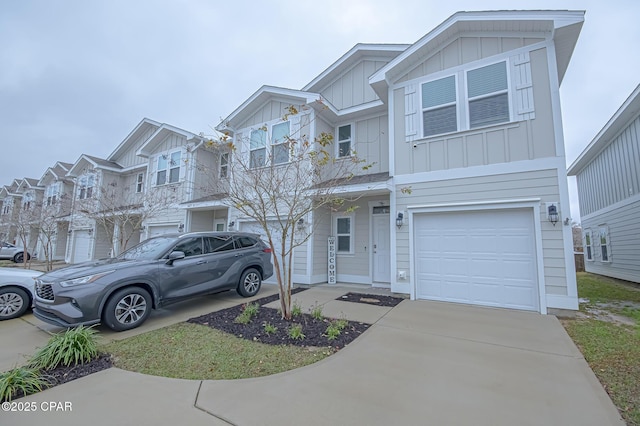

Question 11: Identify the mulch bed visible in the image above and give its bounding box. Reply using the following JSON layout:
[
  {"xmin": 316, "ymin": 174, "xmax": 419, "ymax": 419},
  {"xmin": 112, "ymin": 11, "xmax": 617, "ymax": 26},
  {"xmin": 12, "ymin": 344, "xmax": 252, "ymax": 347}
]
[
  {"xmin": 337, "ymin": 292, "xmax": 405, "ymax": 307},
  {"xmin": 188, "ymin": 288, "xmax": 370, "ymax": 349},
  {"xmin": 6, "ymin": 354, "xmax": 112, "ymax": 402}
]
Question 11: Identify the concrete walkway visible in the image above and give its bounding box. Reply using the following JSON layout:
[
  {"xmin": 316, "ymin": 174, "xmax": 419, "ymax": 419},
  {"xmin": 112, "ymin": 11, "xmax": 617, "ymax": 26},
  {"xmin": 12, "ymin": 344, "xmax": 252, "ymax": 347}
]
[{"xmin": 2, "ymin": 285, "xmax": 624, "ymax": 425}]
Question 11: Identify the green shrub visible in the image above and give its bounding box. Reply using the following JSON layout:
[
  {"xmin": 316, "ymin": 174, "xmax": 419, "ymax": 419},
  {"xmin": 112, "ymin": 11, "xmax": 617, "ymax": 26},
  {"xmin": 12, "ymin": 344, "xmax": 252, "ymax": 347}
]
[
  {"xmin": 287, "ymin": 324, "xmax": 305, "ymax": 340},
  {"xmin": 0, "ymin": 367, "xmax": 50, "ymax": 402},
  {"xmin": 29, "ymin": 326, "xmax": 99, "ymax": 370},
  {"xmin": 291, "ymin": 302, "xmax": 302, "ymax": 317},
  {"xmin": 235, "ymin": 302, "xmax": 260, "ymax": 324},
  {"xmin": 310, "ymin": 303, "xmax": 324, "ymax": 320},
  {"xmin": 263, "ymin": 322, "xmax": 278, "ymax": 335},
  {"xmin": 325, "ymin": 324, "xmax": 341, "ymax": 341}
]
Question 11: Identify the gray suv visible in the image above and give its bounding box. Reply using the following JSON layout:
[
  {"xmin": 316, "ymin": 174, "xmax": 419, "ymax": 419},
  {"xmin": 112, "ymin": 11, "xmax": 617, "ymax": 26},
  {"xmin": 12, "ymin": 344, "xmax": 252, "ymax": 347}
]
[{"xmin": 33, "ymin": 232, "xmax": 273, "ymax": 331}]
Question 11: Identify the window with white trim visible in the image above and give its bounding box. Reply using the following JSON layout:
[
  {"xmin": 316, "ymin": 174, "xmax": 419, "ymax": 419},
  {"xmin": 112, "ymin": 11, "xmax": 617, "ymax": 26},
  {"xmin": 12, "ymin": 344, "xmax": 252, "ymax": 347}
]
[
  {"xmin": 78, "ymin": 174, "xmax": 96, "ymax": 200},
  {"xmin": 422, "ymin": 75, "xmax": 457, "ymax": 137},
  {"xmin": 271, "ymin": 121, "xmax": 290, "ymax": 165},
  {"xmin": 219, "ymin": 153, "xmax": 229, "ymax": 178},
  {"xmin": 420, "ymin": 60, "xmax": 510, "ymax": 138},
  {"xmin": 250, "ymin": 128, "xmax": 267, "ymax": 168},
  {"xmin": 584, "ymin": 230, "xmax": 593, "ymax": 261},
  {"xmin": 46, "ymin": 182, "xmax": 59, "ymax": 206},
  {"xmin": 22, "ymin": 191, "xmax": 34, "ymax": 211},
  {"xmin": 136, "ymin": 172, "xmax": 144, "ymax": 193},
  {"xmin": 467, "ymin": 61, "xmax": 509, "ymax": 128},
  {"xmin": 335, "ymin": 215, "xmax": 354, "ymax": 254},
  {"xmin": 599, "ymin": 226, "xmax": 611, "ymax": 262},
  {"xmin": 156, "ymin": 151, "xmax": 181, "ymax": 185},
  {"xmin": 337, "ymin": 124, "xmax": 352, "ymax": 157}
]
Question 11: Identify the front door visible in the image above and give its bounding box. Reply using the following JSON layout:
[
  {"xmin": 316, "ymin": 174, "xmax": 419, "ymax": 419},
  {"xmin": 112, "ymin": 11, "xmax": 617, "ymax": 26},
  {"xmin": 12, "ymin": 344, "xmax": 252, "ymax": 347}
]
[{"xmin": 372, "ymin": 213, "xmax": 390, "ymax": 283}]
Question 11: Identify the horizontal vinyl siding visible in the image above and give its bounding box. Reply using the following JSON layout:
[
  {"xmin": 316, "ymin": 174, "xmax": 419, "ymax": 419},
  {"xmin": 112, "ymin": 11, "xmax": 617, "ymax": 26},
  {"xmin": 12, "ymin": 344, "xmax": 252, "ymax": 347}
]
[
  {"xmin": 94, "ymin": 226, "xmax": 112, "ymax": 259},
  {"xmin": 583, "ymin": 198, "xmax": 640, "ymax": 283},
  {"xmin": 294, "ymin": 243, "xmax": 307, "ymax": 276},
  {"xmin": 311, "ymin": 209, "xmax": 331, "ymax": 279},
  {"xmin": 396, "ymin": 168, "xmax": 568, "ymax": 295},
  {"xmin": 577, "ymin": 115, "xmax": 640, "ymax": 216}
]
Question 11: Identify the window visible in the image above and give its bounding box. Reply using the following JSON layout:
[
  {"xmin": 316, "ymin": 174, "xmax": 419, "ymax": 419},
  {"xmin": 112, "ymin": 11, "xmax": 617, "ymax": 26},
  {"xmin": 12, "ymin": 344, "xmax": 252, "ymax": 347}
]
[
  {"xmin": 78, "ymin": 174, "xmax": 95, "ymax": 200},
  {"xmin": 250, "ymin": 129, "xmax": 267, "ymax": 168},
  {"xmin": 173, "ymin": 237, "xmax": 203, "ymax": 257},
  {"xmin": 156, "ymin": 151, "xmax": 181, "ymax": 185},
  {"xmin": 46, "ymin": 183, "xmax": 59, "ymax": 206},
  {"xmin": 584, "ymin": 230, "xmax": 593, "ymax": 261},
  {"xmin": 271, "ymin": 121, "xmax": 290, "ymax": 164},
  {"xmin": 136, "ymin": 172, "xmax": 144, "ymax": 193},
  {"xmin": 422, "ymin": 75, "xmax": 457, "ymax": 137},
  {"xmin": 205, "ymin": 236, "xmax": 235, "ymax": 253},
  {"xmin": 337, "ymin": 125, "xmax": 352, "ymax": 157},
  {"xmin": 335, "ymin": 216, "xmax": 353, "ymax": 253},
  {"xmin": 235, "ymin": 236, "xmax": 258, "ymax": 248},
  {"xmin": 467, "ymin": 62, "xmax": 509, "ymax": 128},
  {"xmin": 22, "ymin": 192, "xmax": 34, "ymax": 211},
  {"xmin": 599, "ymin": 227, "xmax": 611, "ymax": 262},
  {"xmin": 420, "ymin": 60, "xmax": 511, "ymax": 138},
  {"xmin": 220, "ymin": 153, "xmax": 229, "ymax": 178}
]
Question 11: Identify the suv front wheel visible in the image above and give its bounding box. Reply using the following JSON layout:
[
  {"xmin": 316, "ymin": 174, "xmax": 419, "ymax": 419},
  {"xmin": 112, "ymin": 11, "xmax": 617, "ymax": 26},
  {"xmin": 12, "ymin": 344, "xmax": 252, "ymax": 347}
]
[
  {"xmin": 237, "ymin": 268, "xmax": 262, "ymax": 297},
  {"xmin": 103, "ymin": 287, "xmax": 152, "ymax": 331}
]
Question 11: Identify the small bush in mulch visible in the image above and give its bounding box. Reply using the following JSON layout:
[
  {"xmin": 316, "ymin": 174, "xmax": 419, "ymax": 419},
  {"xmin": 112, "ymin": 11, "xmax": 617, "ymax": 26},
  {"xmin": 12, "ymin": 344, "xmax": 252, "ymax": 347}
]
[
  {"xmin": 188, "ymin": 289, "xmax": 370, "ymax": 349},
  {"xmin": 337, "ymin": 292, "xmax": 405, "ymax": 307}
]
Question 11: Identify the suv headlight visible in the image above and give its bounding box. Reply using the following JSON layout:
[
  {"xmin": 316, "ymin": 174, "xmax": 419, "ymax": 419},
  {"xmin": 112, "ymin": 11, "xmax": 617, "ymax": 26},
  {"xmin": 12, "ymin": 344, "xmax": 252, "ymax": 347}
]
[{"xmin": 59, "ymin": 270, "xmax": 116, "ymax": 287}]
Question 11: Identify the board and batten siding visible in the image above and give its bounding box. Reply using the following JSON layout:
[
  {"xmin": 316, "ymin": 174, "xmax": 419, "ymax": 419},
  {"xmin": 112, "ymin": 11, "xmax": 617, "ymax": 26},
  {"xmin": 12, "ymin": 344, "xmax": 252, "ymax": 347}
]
[
  {"xmin": 393, "ymin": 47, "xmax": 556, "ymax": 176},
  {"xmin": 395, "ymin": 168, "xmax": 568, "ymax": 295},
  {"xmin": 576, "ymin": 115, "xmax": 640, "ymax": 216},
  {"xmin": 318, "ymin": 60, "xmax": 388, "ymax": 110},
  {"xmin": 395, "ymin": 36, "xmax": 545, "ymax": 84},
  {"xmin": 238, "ymin": 101, "xmax": 303, "ymax": 130},
  {"xmin": 113, "ymin": 125, "xmax": 158, "ymax": 169},
  {"xmin": 582, "ymin": 198, "xmax": 640, "ymax": 283}
]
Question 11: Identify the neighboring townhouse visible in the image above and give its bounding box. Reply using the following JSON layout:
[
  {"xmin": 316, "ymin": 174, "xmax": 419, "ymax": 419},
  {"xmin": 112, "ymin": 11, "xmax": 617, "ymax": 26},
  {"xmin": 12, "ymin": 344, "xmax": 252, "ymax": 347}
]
[
  {"xmin": 568, "ymin": 84, "xmax": 640, "ymax": 283},
  {"xmin": 215, "ymin": 10, "xmax": 583, "ymax": 313},
  {"xmin": 14, "ymin": 177, "xmax": 45, "ymax": 254},
  {"xmin": 0, "ymin": 180, "xmax": 24, "ymax": 244},
  {"xmin": 64, "ymin": 118, "xmax": 211, "ymax": 263},
  {"xmin": 36, "ymin": 161, "xmax": 74, "ymax": 261}
]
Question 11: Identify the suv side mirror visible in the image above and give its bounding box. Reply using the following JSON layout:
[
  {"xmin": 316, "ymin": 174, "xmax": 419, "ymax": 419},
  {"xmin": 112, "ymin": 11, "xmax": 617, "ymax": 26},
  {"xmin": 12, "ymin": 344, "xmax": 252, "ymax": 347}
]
[{"xmin": 166, "ymin": 250, "xmax": 186, "ymax": 265}]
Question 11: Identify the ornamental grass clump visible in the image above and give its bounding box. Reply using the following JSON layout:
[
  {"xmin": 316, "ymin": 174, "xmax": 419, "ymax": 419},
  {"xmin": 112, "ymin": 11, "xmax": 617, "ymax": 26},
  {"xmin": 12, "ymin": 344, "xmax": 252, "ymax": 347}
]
[
  {"xmin": 0, "ymin": 367, "xmax": 50, "ymax": 402},
  {"xmin": 29, "ymin": 326, "xmax": 99, "ymax": 370}
]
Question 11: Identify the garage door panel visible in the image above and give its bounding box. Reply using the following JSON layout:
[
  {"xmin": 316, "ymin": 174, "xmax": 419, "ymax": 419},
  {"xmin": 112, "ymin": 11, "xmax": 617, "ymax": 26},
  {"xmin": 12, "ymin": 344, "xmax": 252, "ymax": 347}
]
[{"xmin": 414, "ymin": 209, "xmax": 539, "ymax": 312}]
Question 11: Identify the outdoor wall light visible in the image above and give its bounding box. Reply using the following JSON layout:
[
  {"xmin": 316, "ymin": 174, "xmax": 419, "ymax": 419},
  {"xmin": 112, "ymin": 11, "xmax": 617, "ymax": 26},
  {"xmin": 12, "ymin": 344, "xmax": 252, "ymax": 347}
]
[
  {"xmin": 396, "ymin": 212, "xmax": 404, "ymax": 229},
  {"xmin": 178, "ymin": 223, "xmax": 185, "ymax": 232},
  {"xmin": 547, "ymin": 203, "xmax": 559, "ymax": 226},
  {"xmin": 228, "ymin": 221, "xmax": 235, "ymax": 230},
  {"xmin": 297, "ymin": 218, "xmax": 305, "ymax": 230}
]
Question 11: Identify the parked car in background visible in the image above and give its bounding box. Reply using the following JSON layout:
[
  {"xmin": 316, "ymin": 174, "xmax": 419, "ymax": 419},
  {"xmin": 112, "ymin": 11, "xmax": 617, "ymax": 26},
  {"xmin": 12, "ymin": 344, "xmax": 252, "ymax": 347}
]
[
  {"xmin": 0, "ymin": 242, "xmax": 31, "ymax": 263},
  {"xmin": 33, "ymin": 232, "xmax": 273, "ymax": 331},
  {"xmin": 0, "ymin": 267, "xmax": 42, "ymax": 320}
]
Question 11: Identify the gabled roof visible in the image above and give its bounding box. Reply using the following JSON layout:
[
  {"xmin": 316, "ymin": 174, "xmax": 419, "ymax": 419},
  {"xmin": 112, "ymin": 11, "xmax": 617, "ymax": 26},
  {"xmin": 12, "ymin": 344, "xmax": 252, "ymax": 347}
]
[
  {"xmin": 568, "ymin": 84, "xmax": 640, "ymax": 175},
  {"xmin": 369, "ymin": 10, "xmax": 585, "ymax": 101},
  {"xmin": 16, "ymin": 178, "xmax": 42, "ymax": 193},
  {"xmin": 136, "ymin": 123, "xmax": 204, "ymax": 158},
  {"xmin": 38, "ymin": 162, "xmax": 74, "ymax": 186},
  {"xmin": 66, "ymin": 154, "xmax": 123, "ymax": 177},
  {"xmin": 302, "ymin": 43, "xmax": 409, "ymax": 92},
  {"xmin": 216, "ymin": 86, "xmax": 325, "ymax": 134},
  {"xmin": 107, "ymin": 118, "xmax": 162, "ymax": 162}
]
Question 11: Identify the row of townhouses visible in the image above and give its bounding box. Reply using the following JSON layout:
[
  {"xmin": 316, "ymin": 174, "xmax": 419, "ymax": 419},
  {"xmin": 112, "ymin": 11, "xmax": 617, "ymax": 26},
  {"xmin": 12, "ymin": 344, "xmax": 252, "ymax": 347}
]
[{"xmin": 0, "ymin": 10, "xmax": 584, "ymax": 313}]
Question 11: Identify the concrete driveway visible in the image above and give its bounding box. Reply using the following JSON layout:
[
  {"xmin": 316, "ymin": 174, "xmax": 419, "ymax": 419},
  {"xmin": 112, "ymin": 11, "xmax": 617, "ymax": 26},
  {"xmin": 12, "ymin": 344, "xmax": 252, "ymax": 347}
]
[{"xmin": 2, "ymin": 288, "xmax": 624, "ymax": 426}]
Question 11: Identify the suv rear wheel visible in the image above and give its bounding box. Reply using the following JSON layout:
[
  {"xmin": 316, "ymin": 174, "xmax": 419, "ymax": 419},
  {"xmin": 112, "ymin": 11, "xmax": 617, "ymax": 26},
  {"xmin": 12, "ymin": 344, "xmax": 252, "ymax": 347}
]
[
  {"xmin": 103, "ymin": 287, "xmax": 152, "ymax": 331},
  {"xmin": 237, "ymin": 268, "xmax": 262, "ymax": 297}
]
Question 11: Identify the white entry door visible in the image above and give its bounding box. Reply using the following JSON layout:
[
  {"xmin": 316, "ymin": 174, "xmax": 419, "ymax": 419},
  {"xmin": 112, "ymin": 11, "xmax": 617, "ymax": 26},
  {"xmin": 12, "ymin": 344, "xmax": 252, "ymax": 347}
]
[
  {"xmin": 372, "ymin": 214, "xmax": 391, "ymax": 283},
  {"xmin": 72, "ymin": 230, "xmax": 92, "ymax": 264}
]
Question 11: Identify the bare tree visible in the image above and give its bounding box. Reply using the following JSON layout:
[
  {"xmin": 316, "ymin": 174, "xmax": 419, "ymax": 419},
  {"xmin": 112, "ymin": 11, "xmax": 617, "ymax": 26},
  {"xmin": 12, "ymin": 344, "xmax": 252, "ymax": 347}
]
[
  {"xmin": 207, "ymin": 106, "xmax": 372, "ymax": 319},
  {"xmin": 13, "ymin": 201, "xmax": 41, "ymax": 268},
  {"xmin": 77, "ymin": 182, "xmax": 178, "ymax": 257}
]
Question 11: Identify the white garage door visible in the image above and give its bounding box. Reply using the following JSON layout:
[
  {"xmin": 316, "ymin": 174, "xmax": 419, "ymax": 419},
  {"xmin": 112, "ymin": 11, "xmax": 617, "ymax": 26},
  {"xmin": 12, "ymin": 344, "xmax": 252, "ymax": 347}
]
[
  {"xmin": 414, "ymin": 208, "xmax": 539, "ymax": 311},
  {"xmin": 148, "ymin": 224, "xmax": 178, "ymax": 238},
  {"xmin": 72, "ymin": 230, "xmax": 92, "ymax": 264}
]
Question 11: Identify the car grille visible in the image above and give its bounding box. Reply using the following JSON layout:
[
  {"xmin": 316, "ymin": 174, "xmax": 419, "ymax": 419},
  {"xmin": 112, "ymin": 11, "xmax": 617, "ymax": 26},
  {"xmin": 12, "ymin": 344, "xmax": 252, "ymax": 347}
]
[{"xmin": 35, "ymin": 281, "xmax": 55, "ymax": 301}]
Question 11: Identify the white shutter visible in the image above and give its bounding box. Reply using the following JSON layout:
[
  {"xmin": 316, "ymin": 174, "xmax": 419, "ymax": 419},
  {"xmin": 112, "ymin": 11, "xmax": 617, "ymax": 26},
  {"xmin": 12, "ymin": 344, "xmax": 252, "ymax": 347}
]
[
  {"xmin": 404, "ymin": 83, "xmax": 419, "ymax": 142},
  {"xmin": 179, "ymin": 147, "xmax": 187, "ymax": 181},
  {"xmin": 510, "ymin": 52, "xmax": 535, "ymax": 120}
]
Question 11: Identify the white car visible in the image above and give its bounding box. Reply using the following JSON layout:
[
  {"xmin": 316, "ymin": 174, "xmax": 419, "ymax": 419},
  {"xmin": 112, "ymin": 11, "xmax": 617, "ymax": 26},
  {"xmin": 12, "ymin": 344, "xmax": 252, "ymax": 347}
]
[
  {"xmin": 0, "ymin": 241, "xmax": 31, "ymax": 263},
  {"xmin": 0, "ymin": 267, "xmax": 42, "ymax": 320}
]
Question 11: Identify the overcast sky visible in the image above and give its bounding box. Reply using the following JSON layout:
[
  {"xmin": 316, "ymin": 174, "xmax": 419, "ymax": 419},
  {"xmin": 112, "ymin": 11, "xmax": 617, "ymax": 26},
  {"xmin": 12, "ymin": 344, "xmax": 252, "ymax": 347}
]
[{"xmin": 1, "ymin": 0, "xmax": 638, "ymax": 222}]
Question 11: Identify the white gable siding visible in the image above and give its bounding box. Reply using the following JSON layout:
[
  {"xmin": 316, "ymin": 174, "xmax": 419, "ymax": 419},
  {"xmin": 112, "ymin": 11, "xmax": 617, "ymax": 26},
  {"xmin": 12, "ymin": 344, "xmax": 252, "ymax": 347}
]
[
  {"xmin": 318, "ymin": 60, "xmax": 387, "ymax": 109},
  {"xmin": 239, "ymin": 101, "xmax": 300, "ymax": 129},
  {"xmin": 576, "ymin": 115, "xmax": 640, "ymax": 216}
]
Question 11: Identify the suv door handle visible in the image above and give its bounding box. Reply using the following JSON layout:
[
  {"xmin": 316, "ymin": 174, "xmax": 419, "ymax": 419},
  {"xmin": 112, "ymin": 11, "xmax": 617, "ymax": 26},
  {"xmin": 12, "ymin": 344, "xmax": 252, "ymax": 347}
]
[
  {"xmin": 234, "ymin": 253, "xmax": 244, "ymax": 257},
  {"xmin": 196, "ymin": 260, "xmax": 207, "ymax": 265}
]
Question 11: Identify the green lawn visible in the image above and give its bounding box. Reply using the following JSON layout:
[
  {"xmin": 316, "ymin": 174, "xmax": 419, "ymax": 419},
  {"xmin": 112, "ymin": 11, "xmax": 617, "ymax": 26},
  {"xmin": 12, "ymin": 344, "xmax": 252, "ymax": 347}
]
[
  {"xmin": 103, "ymin": 322, "xmax": 333, "ymax": 380},
  {"xmin": 563, "ymin": 272, "xmax": 640, "ymax": 425}
]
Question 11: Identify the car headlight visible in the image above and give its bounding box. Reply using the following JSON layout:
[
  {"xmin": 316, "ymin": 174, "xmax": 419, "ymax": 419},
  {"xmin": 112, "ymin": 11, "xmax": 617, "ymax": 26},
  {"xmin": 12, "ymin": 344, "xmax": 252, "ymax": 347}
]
[{"xmin": 59, "ymin": 271, "xmax": 116, "ymax": 287}]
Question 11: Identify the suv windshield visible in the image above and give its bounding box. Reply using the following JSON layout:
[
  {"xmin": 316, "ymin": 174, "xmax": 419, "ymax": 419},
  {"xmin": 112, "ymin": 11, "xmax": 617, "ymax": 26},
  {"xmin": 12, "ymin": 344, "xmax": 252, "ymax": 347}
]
[{"xmin": 117, "ymin": 236, "xmax": 177, "ymax": 260}]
